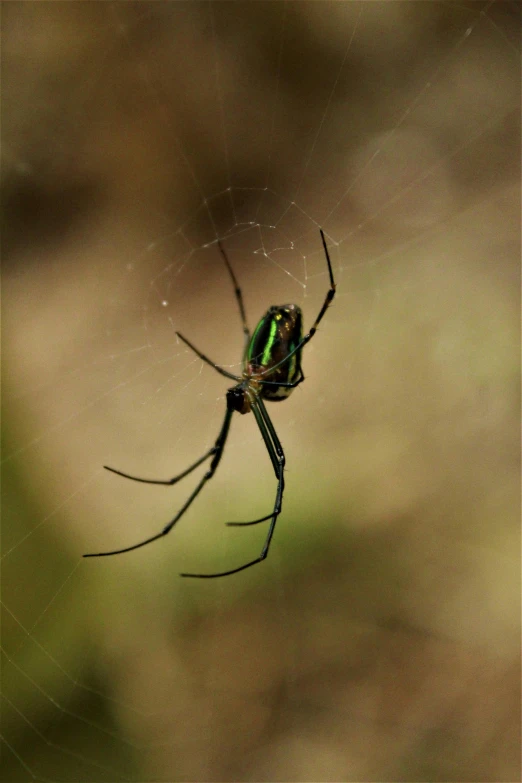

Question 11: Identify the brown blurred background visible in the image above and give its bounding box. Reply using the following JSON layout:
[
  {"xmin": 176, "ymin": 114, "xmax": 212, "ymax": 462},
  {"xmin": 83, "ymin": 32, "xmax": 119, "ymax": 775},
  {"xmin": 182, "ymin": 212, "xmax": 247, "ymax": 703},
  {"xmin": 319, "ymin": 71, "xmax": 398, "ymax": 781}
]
[{"xmin": 2, "ymin": 2, "xmax": 520, "ymax": 781}]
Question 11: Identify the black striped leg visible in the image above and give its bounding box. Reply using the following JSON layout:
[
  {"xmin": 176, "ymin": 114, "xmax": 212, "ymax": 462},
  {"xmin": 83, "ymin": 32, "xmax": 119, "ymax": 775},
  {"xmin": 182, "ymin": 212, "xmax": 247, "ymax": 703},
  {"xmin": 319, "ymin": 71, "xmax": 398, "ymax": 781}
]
[
  {"xmin": 103, "ymin": 449, "xmax": 216, "ymax": 486},
  {"xmin": 83, "ymin": 408, "xmax": 233, "ymax": 558},
  {"xmin": 176, "ymin": 332, "xmax": 241, "ymax": 382},
  {"xmin": 257, "ymin": 369, "xmax": 305, "ymax": 392},
  {"xmin": 259, "ymin": 228, "xmax": 336, "ymax": 380},
  {"xmin": 217, "ymin": 240, "xmax": 251, "ymax": 353},
  {"xmin": 181, "ymin": 396, "xmax": 285, "ymax": 578}
]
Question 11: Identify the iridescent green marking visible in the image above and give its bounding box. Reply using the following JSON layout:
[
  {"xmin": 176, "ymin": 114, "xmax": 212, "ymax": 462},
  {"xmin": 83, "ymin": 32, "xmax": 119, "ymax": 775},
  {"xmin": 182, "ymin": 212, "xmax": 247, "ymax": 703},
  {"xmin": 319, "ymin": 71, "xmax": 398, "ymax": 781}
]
[
  {"xmin": 247, "ymin": 318, "xmax": 265, "ymax": 363},
  {"xmin": 261, "ymin": 317, "xmax": 278, "ymax": 367},
  {"xmin": 247, "ymin": 313, "xmax": 279, "ymax": 369}
]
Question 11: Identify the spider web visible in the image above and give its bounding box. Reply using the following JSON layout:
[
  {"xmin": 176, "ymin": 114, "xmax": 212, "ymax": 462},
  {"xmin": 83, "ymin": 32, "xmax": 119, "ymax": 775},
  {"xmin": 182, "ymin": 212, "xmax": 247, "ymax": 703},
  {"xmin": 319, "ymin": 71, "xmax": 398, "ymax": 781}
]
[{"xmin": 2, "ymin": 3, "xmax": 520, "ymax": 781}]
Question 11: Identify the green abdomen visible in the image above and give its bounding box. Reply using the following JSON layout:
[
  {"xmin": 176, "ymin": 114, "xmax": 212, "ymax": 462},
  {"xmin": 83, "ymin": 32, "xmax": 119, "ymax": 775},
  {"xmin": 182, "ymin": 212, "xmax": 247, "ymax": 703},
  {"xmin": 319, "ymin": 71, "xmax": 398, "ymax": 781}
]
[{"xmin": 247, "ymin": 304, "xmax": 303, "ymax": 401}]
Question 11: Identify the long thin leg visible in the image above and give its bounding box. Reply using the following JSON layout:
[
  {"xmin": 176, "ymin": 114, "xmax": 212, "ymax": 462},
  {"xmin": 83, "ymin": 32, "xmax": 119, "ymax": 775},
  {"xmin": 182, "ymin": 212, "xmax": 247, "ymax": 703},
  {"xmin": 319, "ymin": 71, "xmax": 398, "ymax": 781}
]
[
  {"xmin": 259, "ymin": 229, "xmax": 336, "ymax": 380},
  {"xmin": 181, "ymin": 396, "xmax": 284, "ymax": 578},
  {"xmin": 217, "ymin": 240, "xmax": 250, "ymax": 350},
  {"xmin": 176, "ymin": 241, "xmax": 249, "ymax": 379},
  {"xmin": 225, "ymin": 393, "xmax": 285, "ymax": 526},
  {"xmin": 256, "ymin": 369, "xmax": 305, "ymax": 391},
  {"xmin": 176, "ymin": 332, "xmax": 241, "ymax": 382},
  {"xmin": 103, "ymin": 449, "xmax": 216, "ymax": 486},
  {"xmin": 83, "ymin": 408, "xmax": 234, "ymax": 558}
]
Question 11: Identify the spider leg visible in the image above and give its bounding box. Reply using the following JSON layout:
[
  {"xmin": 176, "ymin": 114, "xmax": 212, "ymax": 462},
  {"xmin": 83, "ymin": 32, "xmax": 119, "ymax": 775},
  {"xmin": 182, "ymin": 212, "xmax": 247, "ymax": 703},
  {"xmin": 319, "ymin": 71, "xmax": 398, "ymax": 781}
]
[
  {"xmin": 103, "ymin": 449, "xmax": 216, "ymax": 486},
  {"xmin": 83, "ymin": 407, "xmax": 234, "ymax": 558},
  {"xmin": 176, "ymin": 332, "xmax": 241, "ymax": 382},
  {"xmin": 259, "ymin": 229, "xmax": 335, "ymax": 380},
  {"xmin": 226, "ymin": 511, "xmax": 273, "ymax": 527},
  {"xmin": 181, "ymin": 396, "xmax": 284, "ymax": 578},
  {"xmin": 223, "ymin": 394, "xmax": 283, "ymax": 526},
  {"xmin": 217, "ymin": 240, "xmax": 251, "ymax": 351},
  {"xmin": 257, "ymin": 369, "xmax": 305, "ymax": 391}
]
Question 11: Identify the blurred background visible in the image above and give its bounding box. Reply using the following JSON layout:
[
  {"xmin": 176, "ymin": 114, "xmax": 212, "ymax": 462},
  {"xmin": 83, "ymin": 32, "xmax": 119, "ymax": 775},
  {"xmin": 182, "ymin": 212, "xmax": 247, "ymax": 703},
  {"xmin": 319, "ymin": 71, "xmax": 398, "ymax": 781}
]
[{"xmin": 2, "ymin": 2, "xmax": 520, "ymax": 781}]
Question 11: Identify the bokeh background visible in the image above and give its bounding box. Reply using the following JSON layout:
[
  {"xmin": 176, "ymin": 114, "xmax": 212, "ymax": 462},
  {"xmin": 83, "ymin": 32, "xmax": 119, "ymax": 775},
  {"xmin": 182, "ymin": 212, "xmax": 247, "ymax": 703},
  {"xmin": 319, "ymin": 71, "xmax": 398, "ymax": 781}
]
[{"xmin": 2, "ymin": 2, "xmax": 520, "ymax": 781}]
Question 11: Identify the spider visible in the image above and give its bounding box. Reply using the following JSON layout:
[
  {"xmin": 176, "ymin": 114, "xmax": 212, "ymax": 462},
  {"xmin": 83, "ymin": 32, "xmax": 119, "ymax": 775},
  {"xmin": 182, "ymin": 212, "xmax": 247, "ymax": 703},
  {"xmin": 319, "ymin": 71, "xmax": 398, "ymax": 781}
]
[{"xmin": 84, "ymin": 229, "xmax": 335, "ymax": 578}]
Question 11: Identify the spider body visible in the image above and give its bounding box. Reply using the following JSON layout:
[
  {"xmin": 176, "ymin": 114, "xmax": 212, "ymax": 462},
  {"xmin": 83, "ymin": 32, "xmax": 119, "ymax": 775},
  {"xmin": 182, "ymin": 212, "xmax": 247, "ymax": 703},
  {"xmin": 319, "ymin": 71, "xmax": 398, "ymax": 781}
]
[
  {"xmin": 243, "ymin": 303, "xmax": 303, "ymax": 404},
  {"xmin": 84, "ymin": 230, "xmax": 335, "ymax": 578}
]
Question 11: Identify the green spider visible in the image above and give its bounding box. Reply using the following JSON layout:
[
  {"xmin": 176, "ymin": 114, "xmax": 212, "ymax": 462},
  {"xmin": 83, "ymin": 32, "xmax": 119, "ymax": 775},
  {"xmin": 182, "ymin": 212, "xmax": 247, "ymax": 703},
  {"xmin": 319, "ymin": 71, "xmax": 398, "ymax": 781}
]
[{"xmin": 84, "ymin": 230, "xmax": 336, "ymax": 578}]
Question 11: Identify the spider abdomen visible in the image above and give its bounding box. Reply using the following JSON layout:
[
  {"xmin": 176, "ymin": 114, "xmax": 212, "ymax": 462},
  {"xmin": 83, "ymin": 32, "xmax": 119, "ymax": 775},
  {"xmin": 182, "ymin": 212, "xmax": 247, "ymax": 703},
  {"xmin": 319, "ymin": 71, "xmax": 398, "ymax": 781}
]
[{"xmin": 247, "ymin": 304, "xmax": 303, "ymax": 400}]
